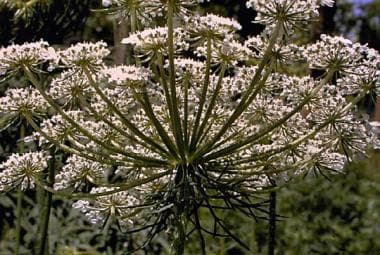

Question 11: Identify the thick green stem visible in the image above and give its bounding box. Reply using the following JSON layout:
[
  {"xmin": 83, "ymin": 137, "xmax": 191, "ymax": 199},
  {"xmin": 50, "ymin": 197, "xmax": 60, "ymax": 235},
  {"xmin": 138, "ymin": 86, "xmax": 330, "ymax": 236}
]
[
  {"xmin": 15, "ymin": 124, "xmax": 25, "ymax": 255},
  {"xmin": 36, "ymin": 151, "xmax": 55, "ymax": 255},
  {"xmin": 171, "ymin": 215, "xmax": 187, "ymax": 255},
  {"xmin": 15, "ymin": 187, "xmax": 24, "ymax": 255},
  {"xmin": 268, "ymin": 190, "xmax": 277, "ymax": 255}
]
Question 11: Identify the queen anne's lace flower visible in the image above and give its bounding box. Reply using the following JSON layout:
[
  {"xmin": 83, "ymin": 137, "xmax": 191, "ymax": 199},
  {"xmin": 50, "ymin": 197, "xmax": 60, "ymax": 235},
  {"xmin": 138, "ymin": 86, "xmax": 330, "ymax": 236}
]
[
  {"xmin": 195, "ymin": 39, "xmax": 252, "ymax": 66},
  {"xmin": 0, "ymin": 41, "xmax": 58, "ymax": 76},
  {"xmin": 185, "ymin": 14, "xmax": 241, "ymax": 41},
  {"xmin": 245, "ymin": 35, "xmax": 304, "ymax": 65},
  {"xmin": 0, "ymin": 87, "xmax": 48, "ymax": 116},
  {"xmin": 59, "ymin": 41, "xmax": 110, "ymax": 69},
  {"xmin": 72, "ymin": 187, "xmax": 141, "ymax": 225},
  {"xmin": 0, "ymin": 0, "xmax": 379, "ymax": 247},
  {"xmin": 103, "ymin": 0, "xmax": 208, "ymax": 25},
  {"xmin": 54, "ymin": 155, "xmax": 108, "ymax": 190},
  {"xmin": 246, "ymin": 0, "xmax": 334, "ymax": 32},
  {"xmin": 0, "ymin": 152, "xmax": 48, "ymax": 191},
  {"xmin": 101, "ymin": 65, "xmax": 151, "ymax": 86},
  {"xmin": 35, "ymin": 111, "xmax": 84, "ymax": 145},
  {"xmin": 305, "ymin": 34, "xmax": 372, "ymax": 73},
  {"xmin": 48, "ymin": 70, "xmax": 94, "ymax": 108},
  {"xmin": 121, "ymin": 27, "xmax": 189, "ymax": 61}
]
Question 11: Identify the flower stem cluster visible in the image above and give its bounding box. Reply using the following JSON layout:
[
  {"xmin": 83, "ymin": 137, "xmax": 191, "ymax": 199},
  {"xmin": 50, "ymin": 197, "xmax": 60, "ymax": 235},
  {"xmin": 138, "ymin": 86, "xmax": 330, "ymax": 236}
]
[{"xmin": 0, "ymin": 0, "xmax": 379, "ymax": 252}]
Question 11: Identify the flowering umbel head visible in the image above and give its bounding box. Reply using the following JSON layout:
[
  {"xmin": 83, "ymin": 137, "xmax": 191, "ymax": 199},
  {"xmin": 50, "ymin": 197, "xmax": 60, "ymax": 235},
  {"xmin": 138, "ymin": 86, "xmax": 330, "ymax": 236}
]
[
  {"xmin": 1, "ymin": 0, "xmax": 380, "ymax": 251},
  {"xmin": 0, "ymin": 40, "xmax": 57, "ymax": 78},
  {"xmin": 0, "ymin": 152, "xmax": 48, "ymax": 192}
]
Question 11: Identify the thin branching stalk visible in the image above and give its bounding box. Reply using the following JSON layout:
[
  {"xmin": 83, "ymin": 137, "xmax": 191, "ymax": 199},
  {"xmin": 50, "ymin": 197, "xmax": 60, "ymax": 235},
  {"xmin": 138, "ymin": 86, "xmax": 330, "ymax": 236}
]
[
  {"xmin": 196, "ymin": 22, "xmax": 284, "ymax": 156},
  {"xmin": 24, "ymin": 66, "xmax": 167, "ymax": 165},
  {"xmin": 82, "ymin": 68, "xmax": 173, "ymax": 159},
  {"xmin": 190, "ymin": 36, "xmax": 212, "ymax": 153}
]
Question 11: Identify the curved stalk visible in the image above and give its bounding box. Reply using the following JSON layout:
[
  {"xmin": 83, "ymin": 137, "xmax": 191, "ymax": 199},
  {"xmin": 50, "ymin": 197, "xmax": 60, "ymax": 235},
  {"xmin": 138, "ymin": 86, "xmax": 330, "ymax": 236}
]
[
  {"xmin": 202, "ymin": 69, "xmax": 335, "ymax": 161},
  {"xmin": 193, "ymin": 63, "xmax": 227, "ymax": 149},
  {"xmin": 23, "ymin": 112, "xmax": 127, "ymax": 166},
  {"xmin": 76, "ymin": 92, "xmax": 170, "ymax": 158},
  {"xmin": 193, "ymin": 59, "xmax": 275, "ymax": 160},
  {"xmin": 23, "ymin": 111, "xmax": 167, "ymax": 167},
  {"xmin": 24, "ymin": 67, "xmax": 165, "ymax": 164},
  {"xmin": 133, "ymin": 89, "xmax": 180, "ymax": 161},
  {"xmin": 82, "ymin": 68, "xmax": 170, "ymax": 160}
]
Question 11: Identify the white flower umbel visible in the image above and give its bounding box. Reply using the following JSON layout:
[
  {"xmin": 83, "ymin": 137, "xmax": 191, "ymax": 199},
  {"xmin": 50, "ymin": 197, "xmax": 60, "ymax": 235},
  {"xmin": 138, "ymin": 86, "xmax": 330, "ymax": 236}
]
[
  {"xmin": 54, "ymin": 155, "xmax": 109, "ymax": 190},
  {"xmin": 48, "ymin": 70, "xmax": 94, "ymax": 108},
  {"xmin": 0, "ymin": 87, "xmax": 49, "ymax": 117},
  {"xmin": 101, "ymin": 65, "xmax": 151, "ymax": 86},
  {"xmin": 304, "ymin": 34, "xmax": 375, "ymax": 74},
  {"xmin": 0, "ymin": 40, "xmax": 57, "ymax": 76},
  {"xmin": 185, "ymin": 13, "xmax": 241, "ymax": 42},
  {"xmin": 72, "ymin": 187, "xmax": 140, "ymax": 225},
  {"xmin": 59, "ymin": 41, "xmax": 110, "ymax": 69},
  {"xmin": 195, "ymin": 39, "xmax": 252, "ymax": 66},
  {"xmin": 246, "ymin": 0, "xmax": 334, "ymax": 32},
  {"xmin": 121, "ymin": 27, "xmax": 189, "ymax": 62},
  {"xmin": 0, "ymin": 152, "xmax": 48, "ymax": 191}
]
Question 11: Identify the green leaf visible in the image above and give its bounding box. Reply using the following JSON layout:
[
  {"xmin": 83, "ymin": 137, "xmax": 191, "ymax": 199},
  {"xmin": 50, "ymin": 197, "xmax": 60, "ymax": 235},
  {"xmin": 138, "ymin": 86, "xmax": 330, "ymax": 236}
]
[{"xmin": 0, "ymin": 112, "xmax": 18, "ymax": 132}]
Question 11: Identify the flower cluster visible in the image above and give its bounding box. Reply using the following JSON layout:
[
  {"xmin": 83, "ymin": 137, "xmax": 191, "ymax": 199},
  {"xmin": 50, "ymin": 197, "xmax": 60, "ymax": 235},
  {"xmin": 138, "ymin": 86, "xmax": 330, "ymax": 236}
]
[
  {"xmin": 0, "ymin": 40, "xmax": 57, "ymax": 76},
  {"xmin": 54, "ymin": 155, "xmax": 108, "ymax": 190},
  {"xmin": 304, "ymin": 34, "xmax": 376, "ymax": 73},
  {"xmin": 72, "ymin": 187, "xmax": 140, "ymax": 225},
  {"xmin": 185, "ymin": 13, "xmax": 241, "ymax": 41},
  {"xmin": 101, "ymin": 65, "xmax": 151, "ymax": 86},
  {"xmin": 0, "ymin": 152, "xmax": 48, "ymax": 191},
  {"xmin": 122, "ymin": 27, "xmax": 189, "ymax": 61},
  {"xmin": 0, "ymin": 0, "xmax": 378, "ymax": 251},
  {"xmin": 102, "ymin": 0, "xmax": 209, "ymax": 25},
  {"xmin": 0, "ymin": 87, "xmax": 49, "ymax": 117},
  {"xmin": 58, "ymin": 41, "xmax": 110, "ymax": 69},
  {"xmin": 246, "ymin": 0, "xmax": 335, "ymax": 32}
]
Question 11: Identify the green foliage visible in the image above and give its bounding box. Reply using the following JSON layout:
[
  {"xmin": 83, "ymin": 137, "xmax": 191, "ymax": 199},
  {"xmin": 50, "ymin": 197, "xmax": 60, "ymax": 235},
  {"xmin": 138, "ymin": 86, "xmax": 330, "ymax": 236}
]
[{"xmin": 275, "ymin": 153, "xmax": 380, "ymax": 254}]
